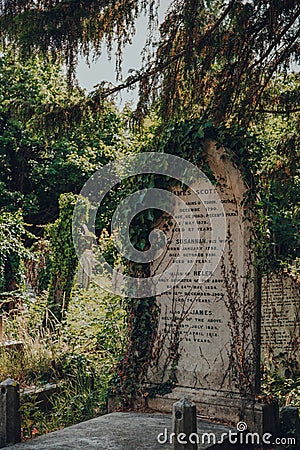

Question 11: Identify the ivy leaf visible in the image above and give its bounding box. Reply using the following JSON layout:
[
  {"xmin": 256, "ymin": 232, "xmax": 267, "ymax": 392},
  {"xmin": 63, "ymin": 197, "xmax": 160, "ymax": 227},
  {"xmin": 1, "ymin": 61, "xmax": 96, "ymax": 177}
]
[{"xmin": 146, "ymin": 209, "xmax": 154, "ymax": 222}]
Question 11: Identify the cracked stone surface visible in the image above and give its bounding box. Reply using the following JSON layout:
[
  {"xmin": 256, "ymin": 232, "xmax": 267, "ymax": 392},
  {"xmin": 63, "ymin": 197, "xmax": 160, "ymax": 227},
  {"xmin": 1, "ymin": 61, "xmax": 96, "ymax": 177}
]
[{"xmin": 6, "ymin": 412, "xmax": 239, "ymax": 450}]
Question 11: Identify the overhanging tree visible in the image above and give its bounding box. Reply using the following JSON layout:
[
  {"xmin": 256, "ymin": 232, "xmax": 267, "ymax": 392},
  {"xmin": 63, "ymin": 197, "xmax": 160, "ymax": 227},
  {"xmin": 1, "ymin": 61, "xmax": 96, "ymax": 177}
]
[{"xmin": 1, "ymin": 0, "xmax": 299, "ymax": 126}]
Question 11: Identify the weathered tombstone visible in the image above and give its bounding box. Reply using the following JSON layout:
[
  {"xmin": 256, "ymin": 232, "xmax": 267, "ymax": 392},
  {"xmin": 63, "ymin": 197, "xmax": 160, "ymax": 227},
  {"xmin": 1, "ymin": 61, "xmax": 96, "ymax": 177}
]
[
  {"xmin": 145, "ymin": 140, "xmax": 272, "ymax": 433},
  {"xmin": 0, "ymin": 378, "xmax": 21, "ymax": 448},
  {"xmin": 261, "ymin": 272, "xmax": 300, "ymax": 375},
  {"xmin": 0, "ymin": 316, "xmax": 24, "ymax": 360}
]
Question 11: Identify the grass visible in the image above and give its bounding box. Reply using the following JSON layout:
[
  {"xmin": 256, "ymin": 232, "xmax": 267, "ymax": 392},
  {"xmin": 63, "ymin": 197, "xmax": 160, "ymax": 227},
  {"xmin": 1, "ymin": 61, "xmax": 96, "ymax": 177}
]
[
  {"xmin": 0, "ymin": 292, "xmax": 56, "ymax": 385},
  {"xmin": 0, "ymin": 285, "xmax": 126, "ymax": 439}
]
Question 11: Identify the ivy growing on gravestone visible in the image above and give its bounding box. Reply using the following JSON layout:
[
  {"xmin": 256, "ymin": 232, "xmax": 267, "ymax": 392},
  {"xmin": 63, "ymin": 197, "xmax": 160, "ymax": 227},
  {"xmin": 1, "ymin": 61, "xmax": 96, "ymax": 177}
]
[
  {"xmin": 46, "ymin": 193, "xmax": 80, "ymax": 322},
  {"xmin": 111, "ymin": 121, "xmax": 217, "ymax": 407},
  {"xmin": 0, "ymin": 210, "xmax": 28, "ymax": 309},
  {"xmin": 110, "ymin": 119, "xmax": 297, "ymax": 408},
  {"xmin": 25, "ymin": 239, "xmax": 52, "ymax": 294},
  {"xmin": 109, "ymin": 174, "xmax": 162, "ymax": 408}
]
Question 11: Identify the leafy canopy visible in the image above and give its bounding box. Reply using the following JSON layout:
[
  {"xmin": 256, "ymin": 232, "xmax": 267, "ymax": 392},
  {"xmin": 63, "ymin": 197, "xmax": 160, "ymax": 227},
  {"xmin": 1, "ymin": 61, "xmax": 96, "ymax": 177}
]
[{"xmin": 1, "ymin": 1, "xmax": 299, "ymax": 126}]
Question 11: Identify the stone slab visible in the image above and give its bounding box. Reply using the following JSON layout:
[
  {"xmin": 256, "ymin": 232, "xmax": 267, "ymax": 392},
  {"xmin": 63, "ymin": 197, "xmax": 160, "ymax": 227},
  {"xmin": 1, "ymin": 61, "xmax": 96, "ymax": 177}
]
[{"xmin": 6, "ymin": 412, "xmax": 244, "ymax": 450}]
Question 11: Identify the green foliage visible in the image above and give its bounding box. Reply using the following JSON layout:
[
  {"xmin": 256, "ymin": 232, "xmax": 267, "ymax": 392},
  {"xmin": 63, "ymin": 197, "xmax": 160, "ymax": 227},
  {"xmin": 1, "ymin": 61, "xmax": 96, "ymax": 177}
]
[
  {"xmin": 111, "ymin": 295, "xmax": 159, "ymax": 407},
  {"xmin": 0, "ymin": 52, "xmax": 131, "ymax": 224},
  {"xmin": 65, "ymin": 286, "xmax": 126, "ymax": 365},
  {"xmin": 46, "ymin": 193, "xmax": 78, "ymax": 321},
  {"xmin": 20, "ymin": 393, "xmax": 44, "ymax": 440},
  {"xmin": 0, "ymin": 210, "xmax": 28, "ymax": 294},
  {"xmin": 0, "ymin": 293, "xmax": 55, "ymax": 385},
  {"xmin": 252, "ymin": 73, "xmax": 300, "ymax": 270},
  {"xmin": 155, "ymin": 119, "xmax": 215, "ymax": 166},
  {"xmin": 1, "ymin": 285, "xmax": 126, "ymax": 436},
  {"xmin": 262, "ymin": 372, "xmax": 300, "ymax": 409},
  {"xmin": 25, "ymin": 239, "xmax": 52, "ymax": 294},
  {"xmin": 47, "ymin": 286, "xmax": 125, "ymax": 432},
  {"xmin": 0, "ymin": 52, "xmax": 77, "ymax": 218}
]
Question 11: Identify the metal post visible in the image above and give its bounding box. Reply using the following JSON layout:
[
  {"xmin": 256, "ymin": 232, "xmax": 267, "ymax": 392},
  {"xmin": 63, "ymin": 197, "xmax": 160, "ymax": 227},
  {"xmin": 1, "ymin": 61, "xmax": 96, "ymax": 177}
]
[
  {"xmin": 0, "ymin": 378, "xmax": 21, "ymax": 447},
  {"xmin": 172, "ymin": 398, "xmax": 198, "ymax": 450}
]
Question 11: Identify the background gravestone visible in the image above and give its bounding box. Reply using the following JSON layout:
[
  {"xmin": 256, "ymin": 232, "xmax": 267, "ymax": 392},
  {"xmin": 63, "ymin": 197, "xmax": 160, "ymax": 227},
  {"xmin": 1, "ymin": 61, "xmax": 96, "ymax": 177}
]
[
  {"xmin": 261, "ymin": 272, "xmax": 300, "ymax": 375},
  {"xmin": 145, "ymin": 140, "xmax": 263, "ymax": 428}
]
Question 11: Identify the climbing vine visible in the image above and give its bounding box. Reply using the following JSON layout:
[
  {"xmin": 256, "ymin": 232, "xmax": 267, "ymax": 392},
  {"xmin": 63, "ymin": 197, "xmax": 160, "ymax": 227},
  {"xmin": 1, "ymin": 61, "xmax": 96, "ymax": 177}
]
[
  {"xmin": 0, "ymin": 210, "xmax": 28, "ymax": 298},
  {"xmin": 25, "ymin": 239, "xmax": 51, "ymax": 294},
  {"xmin": 46, "ymin": 193, "xmax": 79, "ymax": 322}
]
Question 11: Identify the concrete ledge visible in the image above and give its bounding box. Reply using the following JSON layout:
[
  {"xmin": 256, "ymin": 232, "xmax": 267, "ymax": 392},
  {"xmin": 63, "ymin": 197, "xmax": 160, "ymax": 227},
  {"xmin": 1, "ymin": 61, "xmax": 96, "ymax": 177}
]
[
  {"xmin": 5, "ymin": 412, "xmax": 247, "ymax": 450},
  {"xmin": 21, "ymin": 383, "xmax": 60, "ymax": 413},
  {"xmin": 143, "ymin": 387, "xmax": 279, "ymax": 436},
  {"xmin": 0, "ymin": 341, "xmax": 23, "ymax": 352}
]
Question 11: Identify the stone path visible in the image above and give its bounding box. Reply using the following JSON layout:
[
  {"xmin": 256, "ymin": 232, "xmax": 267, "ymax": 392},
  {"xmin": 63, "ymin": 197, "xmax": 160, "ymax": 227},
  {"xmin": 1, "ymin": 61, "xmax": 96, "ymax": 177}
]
[{"xmin": 6, "ymin": 412, "xmax": 240, "ymax": 450}]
